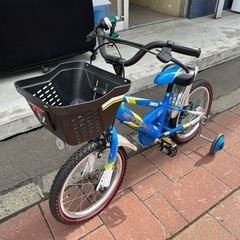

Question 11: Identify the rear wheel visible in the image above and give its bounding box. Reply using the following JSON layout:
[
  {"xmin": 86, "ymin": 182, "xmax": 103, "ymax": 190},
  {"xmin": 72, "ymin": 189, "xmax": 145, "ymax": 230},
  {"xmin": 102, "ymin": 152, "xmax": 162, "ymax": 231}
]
[
  {"xmin": 170, "ymin": 79, "xmax": 213, "ymax": 144},
  {"xmin": 49, "ymin": 140, "xmax": 127, "ymax": 224}
]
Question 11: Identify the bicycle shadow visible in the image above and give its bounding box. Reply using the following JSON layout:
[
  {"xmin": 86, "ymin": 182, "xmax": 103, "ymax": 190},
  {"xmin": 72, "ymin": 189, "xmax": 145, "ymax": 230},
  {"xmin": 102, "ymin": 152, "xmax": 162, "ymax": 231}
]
[
  {"xmin": 99, "ymin": 190, "xmax": 128, "ymax": 228},
  {"xmin": 193, "ymin": 151, "xmax": 216, "ymax": 167}
]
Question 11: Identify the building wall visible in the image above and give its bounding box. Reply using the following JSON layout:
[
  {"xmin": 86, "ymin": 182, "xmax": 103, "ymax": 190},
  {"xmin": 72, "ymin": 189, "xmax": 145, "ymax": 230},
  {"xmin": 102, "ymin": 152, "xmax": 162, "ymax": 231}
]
[
  {"xmin": 130, "ymin": 0, "xmax": 181, "ymax": 16},
  {"xmin": 130, "ymin": 0, "xmax": 233, "ymax": 18},
  {"xmin": 187, "ymin": 0, "xmax": 233, "ymax": 18}
]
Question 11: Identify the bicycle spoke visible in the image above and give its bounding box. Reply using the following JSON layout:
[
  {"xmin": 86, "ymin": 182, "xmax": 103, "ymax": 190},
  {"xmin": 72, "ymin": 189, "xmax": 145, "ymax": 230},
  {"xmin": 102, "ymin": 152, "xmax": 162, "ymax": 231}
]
[{"xmin": 171, "ymin": 80, "xmax": 212, "ymax": 143}]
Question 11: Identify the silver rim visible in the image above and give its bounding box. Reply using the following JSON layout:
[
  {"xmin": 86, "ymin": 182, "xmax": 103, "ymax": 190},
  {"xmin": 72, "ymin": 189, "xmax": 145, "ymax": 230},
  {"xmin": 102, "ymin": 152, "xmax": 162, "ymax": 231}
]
[
  {"xmin": 177, "ymin": 86, "xmax": 210, "ymax": 140},
  {"xmin": 59, "ymin": 149, "xmax": 123, "ymax": 219}
]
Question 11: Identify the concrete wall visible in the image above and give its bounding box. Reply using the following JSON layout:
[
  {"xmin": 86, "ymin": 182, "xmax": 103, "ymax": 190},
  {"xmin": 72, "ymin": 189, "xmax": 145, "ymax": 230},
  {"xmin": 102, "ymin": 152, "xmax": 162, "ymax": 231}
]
[{"xmin": 130, "ymin": 0, "xmax": 181, "ymax": 16}]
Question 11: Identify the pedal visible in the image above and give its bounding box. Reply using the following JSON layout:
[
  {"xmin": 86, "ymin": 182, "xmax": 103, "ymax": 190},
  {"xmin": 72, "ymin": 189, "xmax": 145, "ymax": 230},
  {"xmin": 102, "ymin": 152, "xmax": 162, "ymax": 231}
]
[{"xmin": 158, "ymin": 137, "xmax": 177, "ymax": 157}]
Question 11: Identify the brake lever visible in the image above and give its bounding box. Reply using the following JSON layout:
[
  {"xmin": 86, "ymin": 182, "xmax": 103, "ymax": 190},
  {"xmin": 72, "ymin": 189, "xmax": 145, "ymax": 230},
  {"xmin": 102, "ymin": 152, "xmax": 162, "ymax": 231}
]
[
  {"xmin": 157, "ymin": 47, "xmax": 190, "ymax": 73},
  {"xmin": 157, "ymin": 47, "xmax": 172, "ymax": 63}
]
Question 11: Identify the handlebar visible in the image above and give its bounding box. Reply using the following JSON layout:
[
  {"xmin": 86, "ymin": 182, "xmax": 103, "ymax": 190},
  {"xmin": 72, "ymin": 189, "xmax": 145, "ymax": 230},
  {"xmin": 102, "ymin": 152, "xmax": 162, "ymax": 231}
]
[
  {"xmin": 171, "ymin": 43, "xmax": 201, "ymax": 58},
  {"xmin": 88, "ymin": 18, "xmax": 201, "ymax": 69}
]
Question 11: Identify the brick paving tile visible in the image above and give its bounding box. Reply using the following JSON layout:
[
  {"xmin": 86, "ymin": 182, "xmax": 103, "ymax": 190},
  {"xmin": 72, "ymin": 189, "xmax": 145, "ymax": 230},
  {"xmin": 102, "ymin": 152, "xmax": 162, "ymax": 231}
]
[
  {"xmin": 120, "ymin": 153, "xmax": 158, "ymax": 191},
  {"xmin": 187, "ymin": 143, "xmax": 213, "ymax": 164},
  {"xmin": 160, "ymin": 167, "xmax": 230, "ymax": 222},
  {"xmin": 143, "ymin": 146, "xmax": 196, "ymax": 181},
  {"xmin": 187, "ymin": 135, "xmax": 234, "ymax": 164},
  {"xmin": 40, "ymin": 201, "xmax": 102, "ymax": 240},
  {"xmin": 176, "ymin": 127, "xmax": 215, "ymax": 155},
  {"xmin": 100, "ymin": 189, "xmax": 171, "ymax": 240},
  {"xmin": 131, "ymin": 171, "xmax": 171, "ymax": 200},
  {"xmin": 210, "ymin": 190, "xmax": 240, "ymax": 239},
  {"xmin": 81, "ymin": 225, "xmax": 114, "ymax": 240},
  {"xmin": 221, "ymin": 131, "xmax": 240, "ymax": 150},
  {"xmin": 226, "ymin": 142, "xmax": 240, "ymax": 160},
  {"xmin": 190, "ymin": 149, "xmax": 240, "ymax": 189},
  {"xmin": 213, "ymin": 111, "xmax": 240, "ymax": 135},
  {"xmin": 203, "ymin": 151, "xmax": 240, "ymax": 189},
  {"xmin": 173, "ymin": 214, "xmax": 235, "ymax": 240},
  {"xmin": 229, "ymin": 104, "xmax": 240, "ymax": 115},
  {"xmin": 176, "ymin": 135, "xmax": 207, "ymax": 155},
  {"xmin": 204, "ymin": 121, "xmax": 229, "ymax": 135},
  {"xmin": 212, "ymin": 110, "xmax": 233, "ymax": 126},
  {"xmin": 0, "ymin": 206, "xmax": 53, "ymax": 240},
  {"xmin": 145, "ymin": 193, "xmax": 187, "ymax": 234}
]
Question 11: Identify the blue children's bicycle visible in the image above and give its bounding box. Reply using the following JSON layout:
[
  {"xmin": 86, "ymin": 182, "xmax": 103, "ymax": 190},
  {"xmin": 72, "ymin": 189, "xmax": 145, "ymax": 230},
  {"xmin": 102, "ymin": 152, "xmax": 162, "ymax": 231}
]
[{"xmin": 15, "ymin": 17, "xmax": 224, "ymax": 224}]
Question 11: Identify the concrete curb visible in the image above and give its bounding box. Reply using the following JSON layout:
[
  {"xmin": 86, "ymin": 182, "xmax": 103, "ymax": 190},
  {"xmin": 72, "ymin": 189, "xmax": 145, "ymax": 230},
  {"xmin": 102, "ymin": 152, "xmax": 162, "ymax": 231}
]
[{"xmin": 0, "ymin": 171, "xmax": 57, "ymax": 221}]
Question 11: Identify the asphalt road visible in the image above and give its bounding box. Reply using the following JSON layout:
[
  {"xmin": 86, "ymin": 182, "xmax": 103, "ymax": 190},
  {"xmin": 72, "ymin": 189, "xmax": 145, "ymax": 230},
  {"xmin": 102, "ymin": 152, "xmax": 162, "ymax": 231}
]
[
  {"xmin": 198, "ymin": 56, "xmax": 240, "ymax": 99},
  {"xmin": 0, "ymin": 57, "xmax": 240, "ymax": 194},
  {"xmin": 198, "ymin": 56, "xmax": 240, "ymax": 114}
]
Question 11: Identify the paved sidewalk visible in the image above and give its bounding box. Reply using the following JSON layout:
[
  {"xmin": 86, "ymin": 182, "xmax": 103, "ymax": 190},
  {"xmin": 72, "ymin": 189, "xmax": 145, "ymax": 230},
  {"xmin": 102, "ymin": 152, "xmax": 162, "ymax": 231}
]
[{"xmin": 1, "ymin": 104, "xmax": 240, "ymax": 239}]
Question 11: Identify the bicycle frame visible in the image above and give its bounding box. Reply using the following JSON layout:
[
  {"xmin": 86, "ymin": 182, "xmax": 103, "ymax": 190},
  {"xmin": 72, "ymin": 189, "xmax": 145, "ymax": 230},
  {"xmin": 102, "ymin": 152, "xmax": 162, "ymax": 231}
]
[
  {"xmin": 106, "ymin": 64, "xmax": 203, "ymax": 164},
  {"xmin": 102, "ymin": 85, "xmax": 205, "ymax": 180},
  {"xmin": 116, "ymin": 90, "xmax": 205, "ymax": 147}
]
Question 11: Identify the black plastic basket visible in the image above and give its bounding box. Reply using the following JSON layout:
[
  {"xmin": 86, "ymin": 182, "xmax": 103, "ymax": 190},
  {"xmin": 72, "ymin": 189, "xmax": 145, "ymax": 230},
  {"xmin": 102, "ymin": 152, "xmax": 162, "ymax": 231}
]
[{"xmin": 15, "ymin": 61, "xmax": 131, "ymax": 145}]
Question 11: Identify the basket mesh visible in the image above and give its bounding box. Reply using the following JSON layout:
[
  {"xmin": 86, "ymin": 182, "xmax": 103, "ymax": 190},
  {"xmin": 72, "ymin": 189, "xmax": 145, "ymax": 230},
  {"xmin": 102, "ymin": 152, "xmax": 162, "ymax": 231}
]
[
  {"xmin": 71, "ymin": 108, "xmax": 102, "ymax": 143},
  {"xmin": 33, "ymin": 82, "xmax": 63, "ymax": 106}
]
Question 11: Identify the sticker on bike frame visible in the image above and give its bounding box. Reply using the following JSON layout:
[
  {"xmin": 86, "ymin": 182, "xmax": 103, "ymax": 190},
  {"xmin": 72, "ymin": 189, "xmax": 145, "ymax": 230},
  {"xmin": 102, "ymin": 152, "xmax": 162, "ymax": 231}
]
[
  {"xmin": 102, "ymin": 95, "xmax": 124, "ymax": 111},
  {"xmin": 124, "ymin": 96, "xmax": 160, "ymax": 107},
  {"xmin": 125, "ymin": 96, "xmax": 144, "ymax": 104},
  {"xmin": 122, "ymin": 111, "xmax": 150, "ymax": 131}
]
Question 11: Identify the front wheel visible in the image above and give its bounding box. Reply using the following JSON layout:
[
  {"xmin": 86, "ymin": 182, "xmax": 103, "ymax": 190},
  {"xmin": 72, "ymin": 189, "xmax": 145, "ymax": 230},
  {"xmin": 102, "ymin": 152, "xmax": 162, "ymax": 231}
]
[
  {"xmin": 49, "ymin": 140, "xmax": 127, "ymax": 224},
  {"xmin": 170, "ymin": 79, "xmax": 213, "ymax": 144}
]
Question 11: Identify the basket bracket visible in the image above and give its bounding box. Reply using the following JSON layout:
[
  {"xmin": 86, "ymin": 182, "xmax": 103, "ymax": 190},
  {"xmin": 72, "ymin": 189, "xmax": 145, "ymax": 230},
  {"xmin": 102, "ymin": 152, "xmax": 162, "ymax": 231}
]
[{"xmin": 92, "ymin": 80, "xmax": 108, "ymax": 100}]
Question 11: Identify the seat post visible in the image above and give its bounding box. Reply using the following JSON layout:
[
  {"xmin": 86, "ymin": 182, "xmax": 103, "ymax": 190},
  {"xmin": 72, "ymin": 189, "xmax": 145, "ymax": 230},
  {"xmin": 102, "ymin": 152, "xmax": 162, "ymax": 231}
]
[{"xmin": 166, "ymin": 83, "xmax": 174, "ymax": 93}]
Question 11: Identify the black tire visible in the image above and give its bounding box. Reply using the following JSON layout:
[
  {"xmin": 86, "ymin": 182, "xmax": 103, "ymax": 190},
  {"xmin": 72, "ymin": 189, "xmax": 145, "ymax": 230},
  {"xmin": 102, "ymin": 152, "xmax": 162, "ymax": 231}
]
[
  {"xmin": 170, "ymin": 79, "xmax": 213, "ymax": 144},
  {"xmin": 49, "ymin": 140, "xmax": 127, "ymax": 225}
]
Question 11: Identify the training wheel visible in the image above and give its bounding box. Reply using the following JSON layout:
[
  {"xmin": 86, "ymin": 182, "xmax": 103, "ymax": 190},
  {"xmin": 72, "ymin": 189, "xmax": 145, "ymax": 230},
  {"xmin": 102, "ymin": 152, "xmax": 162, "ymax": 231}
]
[{"xmin": 209, "ymin": 133, "xmax": 225, "ymax": 155}]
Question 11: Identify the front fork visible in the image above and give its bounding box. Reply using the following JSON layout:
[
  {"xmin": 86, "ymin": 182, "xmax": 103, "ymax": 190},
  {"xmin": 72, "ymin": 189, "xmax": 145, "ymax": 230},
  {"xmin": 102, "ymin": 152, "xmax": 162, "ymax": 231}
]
[
  {"xmin": 96, "ymin": 126, "xmax": 137, "ymax": 190},
  {"xmin": 96, "ymin": 127, "xmax": 118, "ymax": 191}
]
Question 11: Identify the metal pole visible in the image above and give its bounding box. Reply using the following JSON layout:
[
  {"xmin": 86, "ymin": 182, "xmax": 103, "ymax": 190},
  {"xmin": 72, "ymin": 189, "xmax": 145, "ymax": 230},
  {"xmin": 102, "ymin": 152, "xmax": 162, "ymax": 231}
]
[{"xmin": 214, "ymin": 0, "xmax": 225, "ymax": 19}]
